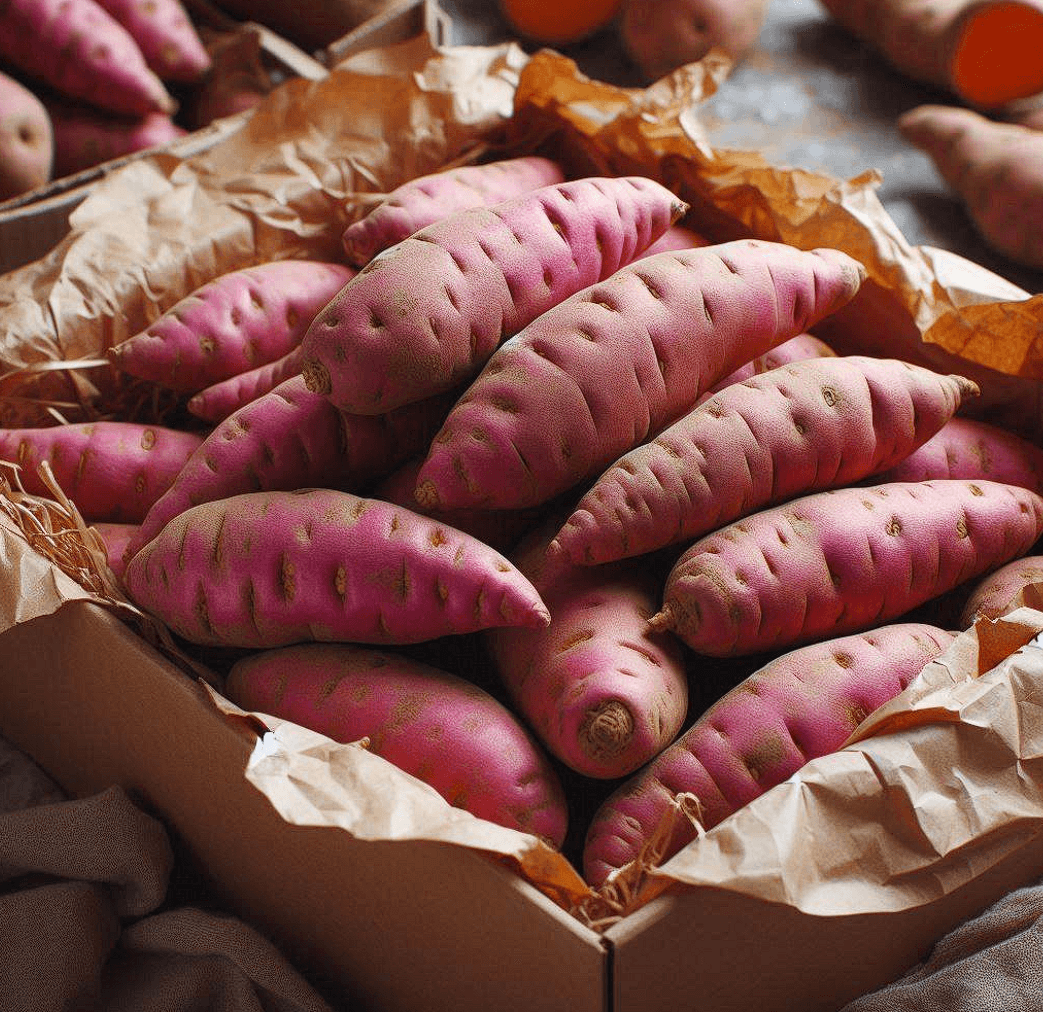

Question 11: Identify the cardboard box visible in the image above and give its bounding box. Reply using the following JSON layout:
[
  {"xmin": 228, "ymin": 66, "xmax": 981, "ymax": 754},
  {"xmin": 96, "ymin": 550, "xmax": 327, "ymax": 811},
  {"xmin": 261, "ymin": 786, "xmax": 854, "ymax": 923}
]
[
  {"xmin": 0, "ymin": 0, "xmax": 451, "ymax": 275},
  {"xmin": 3, "ymin": 597, "xmax": 1043, "ymax": 1012},
  {"xmin": 3, "ymin": 23, "xmax": 1043, "ymax": 1012}
]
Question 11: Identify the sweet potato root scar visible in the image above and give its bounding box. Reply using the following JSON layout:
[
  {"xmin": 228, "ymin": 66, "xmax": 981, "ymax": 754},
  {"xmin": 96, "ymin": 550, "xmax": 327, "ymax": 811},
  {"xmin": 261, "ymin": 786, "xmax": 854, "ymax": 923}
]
[
  {"xmin": 580, "ymin": 700, "xmax": 635, "ymax": 759},
  {"xmin": 301, "ymin": 358, "xmax": 331, "ymax": 395}
]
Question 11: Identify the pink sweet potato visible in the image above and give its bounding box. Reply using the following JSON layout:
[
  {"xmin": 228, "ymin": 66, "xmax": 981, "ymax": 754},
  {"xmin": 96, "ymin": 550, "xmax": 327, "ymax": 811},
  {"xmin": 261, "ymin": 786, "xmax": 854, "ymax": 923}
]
[
  {"xmin": 300, "ymin": 175, "xmax": 689, "ymax": 414},
  {"xmin": 874, "ymin": 416, "xmax": 1043, "ymax": 493},
  {"xmin": 958, "ymin": 554, "xmax": 1043, "ymax": 625},
  {"xmin": 692, "ymin": 331, "xmax": 836, "ymax": 407},
  {"xmin": 898, "ymin": 103, "xmax": 1043, "ymax": 269},
  {"xmin": 552, "ymin": 356, "xmax": 979, "ymax": 565},
  {"xmin": 414, "ymin": 240, "xmax": 866, "ymax": 512},
  {"xmin": 109, "ymin": 260, "xmax": 355, "ymax": 392},
  {"xmin": 91, "ymin": 521, "xmax": 140, "ymax": 579},
  {"xmin": 0, "ymin": 421, "xmax": 203, "ymax": 523},
  {"xmin": 224, "ymin": 642, "xmax": 569, "ymax": 847},
  {"xmin": 123, "ymin": 488, "xmax": 550, "ymax": 648},
  {"xmin": 581, "ymin": 622, "xmax": 954, "ymax": 886},
  {"xmin": 125, "ymin": 374, "xmax": 455, "ymax": 562},
  {"xmin": 638, "ymin": 223, "xmax": 712, "ymax": 257},
  {"xmin": 93, "ymin": 0, "xmax": 211, "ymax": 83},
  {"xmin": 186, "ymin": 345, "xmax": 305, "ymax": 423},
  {"xmin": 0, "ymin": 69, "xmax": 53, "ymax": 199},
  {"xmin": 341, "ymin": 155, "xmax": 568, "ymax": 267},
  {"xmin": 486, "ymin": 515, "xmax": 689, "ymax": 780},
  {"xmin": 0, "ymin": 0, "xmax": 175, "ymax": 117},
  {"xmin": 372, "ymin": 456, "xmax": 542, "ymax": 554},
  {"xmin": 47, "ymin": 103, "xmax": 186, "ymax": 177},
  {"xmin": 651, "ymin": 479, "xmax": 1043, "ymax": 657}
]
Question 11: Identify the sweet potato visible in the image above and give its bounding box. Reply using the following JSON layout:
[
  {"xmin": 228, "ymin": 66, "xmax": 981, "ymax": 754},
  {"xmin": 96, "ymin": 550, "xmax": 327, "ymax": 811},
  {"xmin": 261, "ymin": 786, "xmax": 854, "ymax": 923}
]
[
  {"xmin": 46, "ymin": 104, "xmax": 186, "ymax": 177},
  {"xmin": 91, "ymin": 521, "xmax": 140, "ymax": 579},
  {"xmin": 958, "ymin": 554, "xmax": 1043, "ymax": 625},
  {"xmin": 123, "ymin": 488, "xmax": 551, "ymax": 648},
  {"xmin": 0, "ymin": 0, "xmax": 175, "ymax": 117},
  {"xmin": 552, "ymin": 356, "xmax": 979, "ymax": 566},
  {"xmin": 93, "ymin": 0, "xmax": 211, "ymax": 83},
  {"xmin": 341, "ymin": 156, "xmax": 567, "ymax": 268},
  {"xmin": 414, "ymin": 240, "xmax": 866, "ymax": 512},
  {"xmin": 0, "ymin": 69, "xmax": 53, "ymax": 199},
  {"xmin": 637, "ymin": 223, "xmax": 712, "ymax": 256},
  {"xmin": 300, "ymin": 175, "xmax": 689, "ymax": 414},
  {"xmin": 898, "ymin": 103, "xmax": 1043, "ymax": 269},
  {"xmin": 109, "ymin": 260, "xmax": 355, "ymax": 392},
  {"xmin": 818, "ymin": 0, "xmax": 1043, "ymax": 108},
  {"xmin": 0, "ymin": 421, "xmax": 203, "ymax": 524},
  {"xmin": 224, "ymin": 642, "xmax": 570, "ymax": 846},
  {"xmin": 498, "ymin": 0, "xmax": 622, "ymax": 45},
  {"xmin": 581, "ymin": 622, "xmax": 954, "ymax": 886},
  {"xmin": 620, "ymin": 0, "xmax": 769, "ymax": 82},
  {"xmin": 486, "ymin": 515, "xmax": 689, "ymax": 780},
  {"xmin": 186, "ymin": 346, "xmax": 305, "ymax": 424},
  {"xmin": 692, "ymin": 331, "xmax": 836, "ymax": 407},
  {"xmin": 125, "ymin": 374, "xmax": 455, "ymax": 561},
  {"xmin": 372, "ymin": 456, "xmax": 542, "ymax": 554},
  {"xmin": 651, "ymin": 479, "xmax": 1043, "ymax": 657},
  {"xmin": 874, "ymin": 416, "xmax": 1043, "ymax": 493}
]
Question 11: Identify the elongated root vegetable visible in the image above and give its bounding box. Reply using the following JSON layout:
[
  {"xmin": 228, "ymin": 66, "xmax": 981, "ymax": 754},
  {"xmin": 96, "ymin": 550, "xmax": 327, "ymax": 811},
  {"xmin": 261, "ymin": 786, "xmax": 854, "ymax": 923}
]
[
  {"xmin": 620, "ymin": 0, "xmax": 769, "ymax": 82},
  {"xmin": 0, "ymin": 421, "xmax": 203, "ymax": 524},
  {"xmin": 959, "ymin": 554, "xmax": 1043, "ymax": 624},
  {"xmin": 123, "ymin": 489, "xmax": 551, "ymax": 648},
  {"xmin": 692, "ymin": 331, "xmax": 836, "ymax": 407},
  {"xmin": 898, "ymin": 104, "xmax": 1043, "ymax": 269},
  {"xmin": 581, "ymin": 623, "xmax": 954, "ymax": 886},
  {"xmin": 93, "ymin": 0, "xmax": 211, "ymax": 83},
  {"xmin": 47, "ymin": 105, "xmax": 186, "ymax": 177},
  {"xmin": 0, "ymin": 70, "xmax": 53, "ymax": 199},
  {"xmin": 874, "ymin": 416, "xmax": 1043, "ymax": 493},
  {"xmin": 341, "ymin": 155, "xmax": 567, "ymax": 267},
  {"xmin": 109, "ymin": 260, "xmax": 355, "ymax": 392},
  {"xmin": 301, "ymin": 175, "xmax": 689, "ymax": 415},
  {"xmin": 373, "ymin": 457, "xmax": 542, "ymax": 553},
  {"xmin": 552, "ymin": 356, "xmax": 979, "ymax": 565},
  {"xmin": 224, "ymin": 642, "xmax": 570, "ymax": 846},
  {"xmin": 639, "ymin": 223, "xmax": 712, "ymax": 257},
  {"xmin": 414, "ymin": 240, "xmax": 866, "ymax": 512},
  {"xmin": 0, "ymin": 0, "xmax": 175, "ymax": 117},
  {"xmin": 186, "ymin": 346, "xmax": 305, "ymax": 423},
  {"xmin": 486, "ymin": 516, "xmax": 689, "ymax": 779},
  {"xmin": 818, "ymin": 0, "xmax": 1043, "ymax": 108},
  {"xmin": 91, "ymin": 521, "xmax": 140, "ymax": 579},
  {"xmin": 652, "ymin": 479, "xmax": 1043, "ymax": 657},
  {"xmin": 126, "ymin": 374, "xmax": 454, "ymax": 561}
]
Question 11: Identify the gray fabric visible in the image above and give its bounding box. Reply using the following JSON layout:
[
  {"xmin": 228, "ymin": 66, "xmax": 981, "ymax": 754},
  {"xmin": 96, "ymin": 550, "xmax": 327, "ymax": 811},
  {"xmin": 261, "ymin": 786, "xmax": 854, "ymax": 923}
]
[{"xmin": 842, "ymin": 883, "xmax": 1043, "ymax": 1011}]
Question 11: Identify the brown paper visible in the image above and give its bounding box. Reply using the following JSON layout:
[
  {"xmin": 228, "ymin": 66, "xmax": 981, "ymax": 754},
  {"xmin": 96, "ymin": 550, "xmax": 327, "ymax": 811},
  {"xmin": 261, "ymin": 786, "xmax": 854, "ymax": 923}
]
[{"xmin": 4, "ymin": 32, "xmax": 1043, "ymax": 932}]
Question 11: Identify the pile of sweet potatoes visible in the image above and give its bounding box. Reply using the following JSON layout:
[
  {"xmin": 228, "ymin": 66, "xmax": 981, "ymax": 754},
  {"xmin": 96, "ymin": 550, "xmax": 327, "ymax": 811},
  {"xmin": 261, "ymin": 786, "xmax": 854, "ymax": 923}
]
[{"xmin": 7, "ymin": 158, "xmax": 1043, "ymax": 887}]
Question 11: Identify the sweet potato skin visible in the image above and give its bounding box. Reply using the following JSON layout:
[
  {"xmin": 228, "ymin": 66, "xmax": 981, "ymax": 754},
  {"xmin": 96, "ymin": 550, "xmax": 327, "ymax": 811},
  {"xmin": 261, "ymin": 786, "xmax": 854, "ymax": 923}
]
[
  {"xmin": 552, "ymin": 355, "xmax": 979, "ymax": 565},
  {"xmin": 653, "ymin": 479, "xmax": 1043, "ymax": 657},
  {"xmin": 123, "ymin": 488, "xmax": 551, "ymax": 648},
  {"xmin": 874, "ymin": 416, "xmax": 1043, "ymax": 493},
  {"xmin": 301, "ymin": 175, "xmax": 688, "ymax": 414},
  {"xmin": 224, "ymin": 641, "xmax": 570, "ymax": 847},
  {"xmin": 125, "ymin": 374, "xmax": 455, "ymax": 561},
  {"xmin": 899, "ymin": 104, "xmax": 1043, "ymax": 269},
  {"xmin": 582, "ymin": 622, "xmax": 954, "ymax": 886},
  {"xmin": 341, "ymin": 155, "xmax": 567, "ymax": 267},
  {"xmin": 0, "ymin": 69, "xmax": 53, "ymax": 199},
  {"xmin": 959, "ymin": 554, "xmax": 1043, "ymax": 625},
  {"xmin": 109, "ymin": 260, "xmax": 355, "ymax": 392},
  {"xmin": 414, "ymin": 240, "xmax": 866, "ymax": 511},
  {"xmin": 0, "ymin": 0, "xmax": 175, "ymax": 117},
  {"xmin": 485, "ymin": 516, "xmax": 689, "ymax": 779},
  {"xmin": 0, "ymin": 421, "xmax": 203, "ymax": 524}
]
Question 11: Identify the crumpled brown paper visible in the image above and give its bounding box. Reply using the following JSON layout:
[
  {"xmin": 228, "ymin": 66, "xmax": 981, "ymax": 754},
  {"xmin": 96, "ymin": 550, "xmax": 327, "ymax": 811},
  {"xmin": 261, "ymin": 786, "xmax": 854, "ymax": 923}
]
[{"xmin": 4, "ymin": 27, "xmax": 1043, "ymax": 931}]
